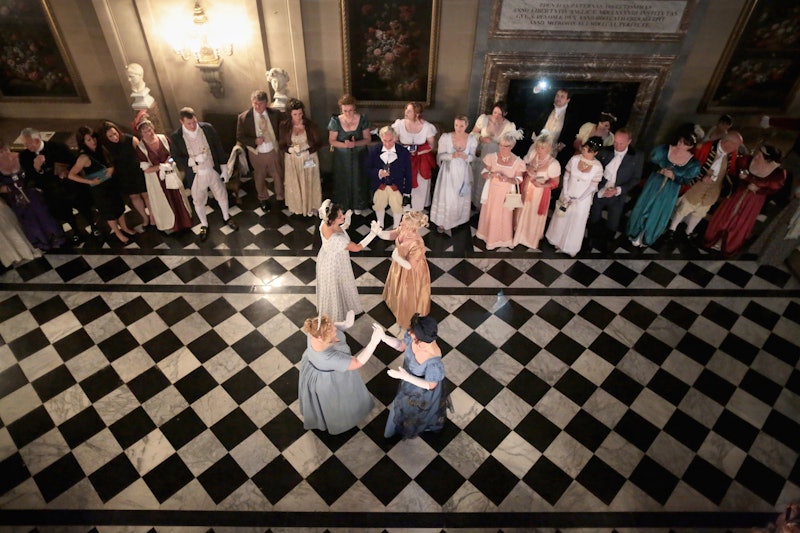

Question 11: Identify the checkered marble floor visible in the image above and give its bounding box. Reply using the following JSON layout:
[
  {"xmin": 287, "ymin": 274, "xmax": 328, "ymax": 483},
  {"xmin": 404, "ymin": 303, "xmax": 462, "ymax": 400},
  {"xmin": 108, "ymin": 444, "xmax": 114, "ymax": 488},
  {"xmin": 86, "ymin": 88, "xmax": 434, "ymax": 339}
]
[{"xmin": 0, "ymin": 183, "xmax": 798, "ymax": 533}]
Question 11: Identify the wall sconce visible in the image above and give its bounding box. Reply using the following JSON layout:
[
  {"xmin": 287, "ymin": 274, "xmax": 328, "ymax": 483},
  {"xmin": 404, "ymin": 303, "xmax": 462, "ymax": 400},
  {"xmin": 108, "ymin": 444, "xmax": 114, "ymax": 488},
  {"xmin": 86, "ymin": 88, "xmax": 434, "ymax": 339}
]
[{"xmin": 172, "ymin": 1, "xmax": 233, "ymax": 98}]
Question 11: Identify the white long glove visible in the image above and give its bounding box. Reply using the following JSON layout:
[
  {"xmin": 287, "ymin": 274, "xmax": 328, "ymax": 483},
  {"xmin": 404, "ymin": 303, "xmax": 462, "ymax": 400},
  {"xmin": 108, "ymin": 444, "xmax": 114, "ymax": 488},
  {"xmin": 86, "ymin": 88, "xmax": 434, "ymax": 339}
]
[
  {"xmin": 358, "ymin": 229, "xmax": 378, "ymax": 248},
  {"xmin": 391, "ymin": 248, "xmax": 411, "ymax": 269},
  {"xmin": 333, "ymin": 310, "xmax": 355, "ymax": 331},
  {"xmin": 355, "ymin": 323, "xmax": 385, "ymax": 365},
  {"xmin": 387, "ymin": 366, "xmax": 430, "ymax": 389},
  {"xmin": 341, "ymin": 209, "xmax": 353, "ymax": 230}
]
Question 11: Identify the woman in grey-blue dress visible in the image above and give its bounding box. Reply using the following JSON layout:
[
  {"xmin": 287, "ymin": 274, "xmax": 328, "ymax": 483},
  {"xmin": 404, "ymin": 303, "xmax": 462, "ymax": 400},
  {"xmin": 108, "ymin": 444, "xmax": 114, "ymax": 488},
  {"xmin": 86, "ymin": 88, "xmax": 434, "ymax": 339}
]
[{"xmin": 298, "ymin": 312, "xmax": 384, "ymax": 434}]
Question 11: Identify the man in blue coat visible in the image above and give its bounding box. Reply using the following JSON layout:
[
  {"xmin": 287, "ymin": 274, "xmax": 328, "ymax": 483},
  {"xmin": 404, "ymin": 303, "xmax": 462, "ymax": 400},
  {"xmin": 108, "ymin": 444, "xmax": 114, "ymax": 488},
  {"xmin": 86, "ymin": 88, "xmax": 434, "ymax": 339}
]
[
  {"xmin": 588, "ymin": 128, "xmax": 644, "ymax": 252},
  {"xmin": 365, "ymin": 126, "xmax": 412, "ymax": 229}
]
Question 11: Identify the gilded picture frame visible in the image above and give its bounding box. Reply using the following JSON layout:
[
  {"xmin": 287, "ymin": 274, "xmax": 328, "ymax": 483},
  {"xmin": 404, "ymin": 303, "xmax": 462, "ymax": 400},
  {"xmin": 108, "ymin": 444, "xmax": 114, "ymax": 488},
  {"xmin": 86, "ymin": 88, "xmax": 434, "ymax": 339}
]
[
  {"xmin": 0, "ymin": 0, "xmax": 88, "ymax": 102},
  {"xmin": 340, "ymin": 0, "xmax": 439, "ymax": 108},
  {"xmin": 699, "ymin": 0, "xmax": 800, "ymax": 113}
]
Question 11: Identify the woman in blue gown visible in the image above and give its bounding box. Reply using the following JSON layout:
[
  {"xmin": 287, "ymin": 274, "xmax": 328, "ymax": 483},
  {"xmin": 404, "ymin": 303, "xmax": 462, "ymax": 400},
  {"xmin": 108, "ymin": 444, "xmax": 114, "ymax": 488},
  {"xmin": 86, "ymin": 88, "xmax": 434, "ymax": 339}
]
[
  {"xmin": 382, "ymin": 314, "xmax": 449, "ymax": 439},
  {"xmin": 298, "ymin": 311, "xmax": 385, "ymax": 435},
  {"xmin": 627, "ymin": 125, "xmax": 701, "ymax": 247}
]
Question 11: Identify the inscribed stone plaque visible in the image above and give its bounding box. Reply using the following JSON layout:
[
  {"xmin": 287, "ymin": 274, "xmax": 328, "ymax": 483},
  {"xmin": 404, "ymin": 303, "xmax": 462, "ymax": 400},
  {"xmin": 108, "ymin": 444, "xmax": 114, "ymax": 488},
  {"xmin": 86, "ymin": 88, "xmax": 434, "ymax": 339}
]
[{"xmin": 491, "ymin": 0, "xmax": 691, "ymax": 40}]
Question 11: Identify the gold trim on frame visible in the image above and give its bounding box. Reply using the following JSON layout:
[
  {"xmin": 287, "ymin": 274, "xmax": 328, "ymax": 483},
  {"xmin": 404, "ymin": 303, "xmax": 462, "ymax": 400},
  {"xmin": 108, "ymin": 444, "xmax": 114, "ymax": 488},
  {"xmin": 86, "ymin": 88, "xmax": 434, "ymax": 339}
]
[
  {"xmin": 340, "ymin": 0, "xmax": 439, "ymax": 108},
  {"xmin": 479, "ymin": 52, "xmax": 677, "ymax": 138},
  {"xmin": 0, "ymin": 0, "xmax": 88, "ymax": 102},
  {"xmin": 489, "ymin": 0, "xmax": 696, "ymax": 42}
]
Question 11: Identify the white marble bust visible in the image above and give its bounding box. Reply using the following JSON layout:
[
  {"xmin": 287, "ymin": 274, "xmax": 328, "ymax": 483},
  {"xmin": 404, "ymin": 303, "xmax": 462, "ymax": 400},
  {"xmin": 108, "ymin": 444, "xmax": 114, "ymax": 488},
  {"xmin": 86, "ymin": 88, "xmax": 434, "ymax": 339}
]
[
  {"xmin": 126, "ymin": 63, "xmax": 154, "ymax": 109},
  {"xmin": 266, "ymin": 67, "xmax": 290, "ymax": 111}
]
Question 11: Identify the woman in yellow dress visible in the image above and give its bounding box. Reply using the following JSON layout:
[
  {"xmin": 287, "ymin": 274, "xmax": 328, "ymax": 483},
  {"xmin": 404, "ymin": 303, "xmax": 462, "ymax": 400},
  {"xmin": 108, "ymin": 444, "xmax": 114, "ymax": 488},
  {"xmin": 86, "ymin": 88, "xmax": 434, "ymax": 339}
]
[{"xmin": 378, "ymin": 211, "xmax": 431, "ymax": 329}]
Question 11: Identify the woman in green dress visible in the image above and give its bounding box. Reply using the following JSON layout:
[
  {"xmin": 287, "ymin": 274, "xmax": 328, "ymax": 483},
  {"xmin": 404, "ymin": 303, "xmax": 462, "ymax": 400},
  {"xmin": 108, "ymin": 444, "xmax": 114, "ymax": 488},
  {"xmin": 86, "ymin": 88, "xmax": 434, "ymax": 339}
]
[{"xmin": 327, "ymin": 94, "xmax": 372, "ymax": 213}]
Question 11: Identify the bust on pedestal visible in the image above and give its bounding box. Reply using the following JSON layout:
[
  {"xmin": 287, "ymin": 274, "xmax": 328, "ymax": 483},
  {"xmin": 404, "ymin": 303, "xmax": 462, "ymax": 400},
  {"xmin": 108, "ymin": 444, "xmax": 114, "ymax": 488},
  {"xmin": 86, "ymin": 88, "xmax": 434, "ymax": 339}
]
[
  {"xmin": 126, "ymin": 63, "xmax": 155, "ymax": 110},
  {"xmin": 266, "ymin": 67, "xmax": 290, "ymax": 111}
]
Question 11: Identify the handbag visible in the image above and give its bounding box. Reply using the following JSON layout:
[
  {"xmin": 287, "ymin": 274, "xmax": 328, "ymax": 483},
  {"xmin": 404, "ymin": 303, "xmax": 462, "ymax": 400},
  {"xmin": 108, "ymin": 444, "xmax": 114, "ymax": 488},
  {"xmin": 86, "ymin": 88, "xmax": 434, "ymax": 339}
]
[{"xmin": 504, "ymin": 182, "xmax": 523, "ymax": 209}]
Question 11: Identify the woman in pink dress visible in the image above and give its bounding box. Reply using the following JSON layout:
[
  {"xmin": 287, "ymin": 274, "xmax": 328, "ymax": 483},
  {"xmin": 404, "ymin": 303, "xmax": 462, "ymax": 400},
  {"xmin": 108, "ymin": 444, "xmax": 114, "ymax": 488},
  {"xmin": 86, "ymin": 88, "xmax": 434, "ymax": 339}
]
[
  {"xmin": 476, "ymin": 134, "xmax": 526, "ymax": 250},
  {"xmin": 514, "ymin": 133, "xmax": 561, "ymax": 249}
]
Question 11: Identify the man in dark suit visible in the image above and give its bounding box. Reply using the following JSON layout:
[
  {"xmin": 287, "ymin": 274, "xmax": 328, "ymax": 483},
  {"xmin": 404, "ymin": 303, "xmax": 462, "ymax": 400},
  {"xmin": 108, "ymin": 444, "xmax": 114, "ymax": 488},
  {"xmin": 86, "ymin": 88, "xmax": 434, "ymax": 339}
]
[
  {"xmin": 531, "ymin": 88, "xmax": 580, "ymax": 171},
  {"xmin": 236, "ymin": 90, "xmax": 284, "ymax": 211},
  {"xmin": 18, "ymin": 127, "xmax": 93, "ymax": 244},
  {"xmin": 365, "ymin": 126, "xmax": 412, "ymax": 229},
  {"xmin": 170, "ymin": 107, "xmax": 237, "ymax": 242},
  {"xmin": 588, "ymin": 128, "xmax": 644, "ymax": 251}
]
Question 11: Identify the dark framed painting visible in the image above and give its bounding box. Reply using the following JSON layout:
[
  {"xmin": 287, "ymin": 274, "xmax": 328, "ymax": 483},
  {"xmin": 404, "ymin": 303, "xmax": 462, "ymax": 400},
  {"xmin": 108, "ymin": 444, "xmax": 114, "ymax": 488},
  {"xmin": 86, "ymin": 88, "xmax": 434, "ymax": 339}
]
[
  {"xmin": 340, "ymin": 0, "xmax": 440, "ymax": 107},
  {"xmin": 699, "ymin": 0, "xmax": 800, "ymax": 112},
  {"xmin": 0, "ymin": 0, "xmax": 88, "ymax": 101}
]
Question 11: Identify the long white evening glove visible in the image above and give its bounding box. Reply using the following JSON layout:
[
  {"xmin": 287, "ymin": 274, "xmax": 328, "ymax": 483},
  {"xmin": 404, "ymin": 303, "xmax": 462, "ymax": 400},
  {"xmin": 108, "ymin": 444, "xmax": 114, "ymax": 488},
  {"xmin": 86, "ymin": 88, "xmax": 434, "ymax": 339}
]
[
  {"xmin": 333, "ymin": 310, "xmax": 355, "ymax": 331},
  {"xmin": 355, "ymin": 323, "xmax": 384, "ymax": 365},
  {"xmin": 358, "ymin": 229, "xmax": 378, "ymax": 248},
  {"xmin": 391, "ymin": 248, "xmax": 412, "ymax": 270},
  {"xmin": 387, "ymin": 366, "xmax": 430, "ymax": 389}
]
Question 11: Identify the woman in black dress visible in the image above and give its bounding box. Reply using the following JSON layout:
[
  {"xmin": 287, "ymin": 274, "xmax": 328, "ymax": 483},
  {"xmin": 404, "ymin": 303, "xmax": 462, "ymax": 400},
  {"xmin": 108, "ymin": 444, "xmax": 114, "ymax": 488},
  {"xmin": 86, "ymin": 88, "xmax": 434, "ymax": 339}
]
[
  {"xmin": 99, "ymin": 121, "xmax": 153, "ymax": 229},
  {"xmin": 68, "ymin": 126, "xmax": 135, "ymax": 244}
]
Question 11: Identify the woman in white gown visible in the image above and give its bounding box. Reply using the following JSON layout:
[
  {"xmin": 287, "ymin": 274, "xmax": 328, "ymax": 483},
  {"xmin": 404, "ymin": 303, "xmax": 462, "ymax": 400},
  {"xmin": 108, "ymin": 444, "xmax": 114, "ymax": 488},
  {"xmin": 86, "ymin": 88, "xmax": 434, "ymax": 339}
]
[
  {"xmin": 470, "ymin": 101, "xmax": 520, "ymax": 209},
  {"xmin": 546, "ymin": 136, "xmax": 604, "ymax": 257},
  {"xmin": 430, "ymin": 115, "xmax": 476, "ymax": 233},
  {"xmin": 316, "ymin": 200, "xmax": 379, "ymax": 322}
]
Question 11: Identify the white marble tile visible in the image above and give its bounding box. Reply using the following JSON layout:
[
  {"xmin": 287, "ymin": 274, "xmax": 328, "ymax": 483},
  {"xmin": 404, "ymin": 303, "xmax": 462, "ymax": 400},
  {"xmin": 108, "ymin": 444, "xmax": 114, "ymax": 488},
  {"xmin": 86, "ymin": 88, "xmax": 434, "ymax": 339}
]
[
  {"xmin": 492, "ymin": 431, "xmax": 540, "ymax": 478},
  {"xmin": 44, "ymin": 383, "xmax": 92, "ymax": 425},
  {"xmin": 334, "ymin": 432, "xmax": 385, "ymax": 479},
  {"xmin": 125, "ymin": 428, "xmax": 175, "ymax": 475},
  {"xmin": 72, "ymin": 428, "xmax": 124, "ymax": 475},
  {"xmin": 387, "ymin": 437, "xmax": 437, "ymax": 478},
  {"xmin": 283, "ymin": 431, "xmax": 333, "ymax": 477},
  {"xmin": 177, "ymin": 429, "xmax": 228, "ymax": 476},
  {"xmin": 543, "ymin": 432, "xmax": 593, "ymax": 478},
  {"xmin": 486, "ymin": 388, "xmax": 530, "ymax": 428}
]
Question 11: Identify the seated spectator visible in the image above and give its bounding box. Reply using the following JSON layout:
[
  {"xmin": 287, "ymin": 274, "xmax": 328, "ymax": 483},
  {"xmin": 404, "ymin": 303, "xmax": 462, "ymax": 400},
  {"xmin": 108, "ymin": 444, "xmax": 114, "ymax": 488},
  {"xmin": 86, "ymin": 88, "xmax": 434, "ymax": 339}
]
[{"xmin": 0, "ymin": 139, "xmax": 65, "ymax": 249}]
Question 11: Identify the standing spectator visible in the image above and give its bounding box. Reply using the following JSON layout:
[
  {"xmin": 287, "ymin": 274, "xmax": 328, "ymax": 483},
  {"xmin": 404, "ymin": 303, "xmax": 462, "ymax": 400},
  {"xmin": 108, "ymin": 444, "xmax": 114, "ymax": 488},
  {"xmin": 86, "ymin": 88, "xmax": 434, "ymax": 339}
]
[
  {"xmin": 476, "ymin": 133, "xmax": 526, "ymax": 250},
  {"xmin": 328, "ymin": 94, "xmax": 372, "ymax": 213},
  {"xmin": 68, "ymin": 126, "xmax": 134, "ymax": 244},
  {"xmin": 667, "ymin": 131, "xmax": 744, "ymax": 241},
  {"xmin": 546, "ymin": 136, "xmax": 604, "ymax": 256},
  {"xmin": 278, "ymin": 98, "xmax": 322, "ymax": 216},
  {"xmin": 170, "ymin": 107, "xmax": 238, "ymax": 242},
  {"xmin": 18, "ymin": 127, "xmax": 93, "ymax": 243},
  {"xmin": 587, "ymin": 128, "xmax": 644, "ymax": 252},
  {"xmin": 99, "ymin": 121, "xmax": 153, "ymax": 230},
  {"xmin": 392, "ymin": 102, "xmax": 437, "ymax": 212},
  {"xmin": 236, "ymin": 90, "xmax": 284, "ymax": 211},
  {"xmin": 365, "ymin": 127, "xmax": 412, "ymax": 230},
  {"xmin": 430, "ymin": 115, "xmax": 476, "ymax": 234},
  {"xmin": 0, "ymin": 139, "xmax": 65, "ymax": 249},
  {"xmin": 704, "ymin": 144, "xmax": 786, "ymax": 256},
  {"xmin": 513, "ymin": 133, "xmax": 561, "ymax": 250},
  {"xmin": 627, "ymin": 125, "xmax": 700, "ymax": 247}
]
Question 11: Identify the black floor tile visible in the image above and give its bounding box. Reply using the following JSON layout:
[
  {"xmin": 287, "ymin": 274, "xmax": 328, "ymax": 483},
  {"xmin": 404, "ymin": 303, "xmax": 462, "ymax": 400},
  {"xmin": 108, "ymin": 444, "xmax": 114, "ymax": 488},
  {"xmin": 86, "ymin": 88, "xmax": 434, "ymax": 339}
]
[
  {"xmin": 682, "ymin": 456, "xmax": 733, "ymax": 505},
  {"xmin": 712, "ymin": 410, "xmax": 758, "ymax": 452},
  {"xmin": 114, "ymin": 296, "xmax": 153, "ymax": 326},
  {"xmin": 58, "ymin": 407, "xmax": 106, "ymax": 448},
  {"xmin": 576, "ymin": 456, "xmax": 625, "ymax": 505},
  {"xmin": 80, "ymin": 366, "xmax": 124, "ymax": 403},
  {"xmin": 630, "ymin": 455, "xmax": 680, "ymax": 505},
  {"xmin": 602, "ymin": 369, "xmax": 644, "ymax": 406},
  {"xmin": 211, "ymin": 408, "xmax": 258, "ymax": 450},
  {"xmin": 360, "ymin": 455, "xmax": 411, "ymax": 505},
  {"xmin": 127, "ymin": 366, "xmax": 171, "ymax": 403},
  {"xmin": 174, "ymin": 367, "xmax": 217, "ymax": 404},
  {"xmin": 143, "ymin": 454, "xmax": 195, "ymax": 503},
  {"xmin": 523, "ymin": 456, "xmax": 573, "ymax": 505},
  {"xmin": 537, "ymin": 300, "xmax": 574, "ymax": 329},
  {"xmin": 261, "ymin": 408, "xmax": 305, "ymax": 451},
  {"xmin": 31, "ymin": 365, "xmax": 75, "ymax": 402},
  {"xmin": 198, "ymin": 297, "xmax": 237, "ymax": 327},
  {"xmin": 33, "ymin": 453, "xmax": 85, "ymax": 502},
  {"xmin": 464, "ymin": 410, "xmax": 510, "ymax": 452},
  {"xmin": 460, "ymin": 368, "xmax": 503, "ymax": 405},
  {"xmin": 469, "ymin": 456, "xmax": 519, "ymax": 506},
  {"xmin": 197, "ymin": 454, "xmax": 249, "ymax": 504},
  {"xmin": 30, "ymin": 296, "xmax": 69, "ymax": 325},
  {"xmin": 142, "ymin": 329, "xmax": 183, "ymax": 363},
  {"xmin": 53, "ymin": 328, "xmax": 94, "ymax": 361},
  {"xmin": 160, "ymin": 408, "xmax": 207, "ymax": 451},
  {"xmin": 545, "ymin": 332, "xmax": 584, "ymax": 365},
  {"xmin": 500, "ymin": 332, "xmax": 541, "ymax": 365},
  {"xmin": 648, "ymin": 368, "xmax": 690, "ymax": 405},
  {"xmin": 664, "ymin": 410, "xmax": 709, "ymax": 452},
  {"xmin": 554, "ymin": 369, "xmax": 595, "ymax": 406},
  {"xmin": 615, "ymin": 410, "xmax": 660, "ymax": 452},
  {"xmin": 89, "ymin": 453, "xmax": 140, "ymax": 502},
  {"xmin": 565, "ymin": 410, "xmax": 610, "ymax": 451},
  {"xmin": 133, "ymin": 257, "xmax": 170, "ymax": 283}
]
